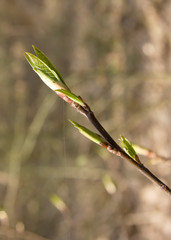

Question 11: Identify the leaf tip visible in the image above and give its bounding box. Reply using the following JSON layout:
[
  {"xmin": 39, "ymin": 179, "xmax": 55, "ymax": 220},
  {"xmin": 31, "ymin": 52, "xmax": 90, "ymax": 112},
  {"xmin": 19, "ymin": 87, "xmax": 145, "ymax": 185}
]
[
  {"xmin": 69, "ymin": 119, "xmax": 76, "ymax": 127},
  {"xmin": 32, "ymin": 45, "xmax": 39, "ymax": 54},
  {"xmin": 24, "ymin": 52, "xmax": 29, "ymax": 57}
]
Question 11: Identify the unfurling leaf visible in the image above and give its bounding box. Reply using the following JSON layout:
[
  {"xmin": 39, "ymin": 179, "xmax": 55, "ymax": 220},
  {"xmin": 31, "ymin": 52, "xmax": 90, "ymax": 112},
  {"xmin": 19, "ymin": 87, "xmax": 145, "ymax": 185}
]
[
  {"xmin": 32, "ymin": 45, "xmax": 66, "ymax": 85},
  {"xmin": 25, "ymin": 46, "xmax": 69, "ymax": 91},
  {"xmin": 56, "ymin": 89, "xmax": 85, "ymax": 106},
  {"xmin": 69, "ymin": 120, "xmax": 106, "ymax": 145},
  {"xmin": 119, "ymin": 135, "xmax": 141, "ymax": 164}
]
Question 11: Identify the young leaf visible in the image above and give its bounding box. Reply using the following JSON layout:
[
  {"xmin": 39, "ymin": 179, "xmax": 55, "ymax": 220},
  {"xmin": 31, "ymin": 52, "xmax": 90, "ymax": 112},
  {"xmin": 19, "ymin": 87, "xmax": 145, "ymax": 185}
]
[
  {"xmin": 25, "ymin": 52, "xmax": 58, "ymax": 81},
  {"xmin": 32, "ymin": 45, "xmax": 66, "ymax": 85},
  {"xmin": 56, "ymin": 89, "xmax": 85, "ymax": 106},
  {"xmin": 69, "ymin": 120, "xmax": 106, "ymax": 145},
  {"xmin": 119, "ymin": 135, "xmax": 141, "ymax": 164},
  {"xmin": 34, "ymin": 69, "xmax": 64, "ymax": 91},
  {"xmin": 25, "ymin": 52, "xmax": 68, "ymax": 91}
]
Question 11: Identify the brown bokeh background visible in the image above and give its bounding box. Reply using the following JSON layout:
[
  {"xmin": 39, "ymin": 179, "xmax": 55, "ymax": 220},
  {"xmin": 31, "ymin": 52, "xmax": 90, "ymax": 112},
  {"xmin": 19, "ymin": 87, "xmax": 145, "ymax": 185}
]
[{"xmin": 0, "ymin": 0, "xmax": 171, "ymax": 240}]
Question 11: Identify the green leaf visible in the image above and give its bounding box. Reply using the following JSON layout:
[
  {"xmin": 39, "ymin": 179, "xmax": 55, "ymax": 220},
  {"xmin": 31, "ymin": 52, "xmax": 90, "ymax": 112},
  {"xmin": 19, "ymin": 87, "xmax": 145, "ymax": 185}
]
[
  {"xmin": 25, "ymin": 52, "xmax": 68, "ymax": 91},
  {"xmin": 25, "ymin": 52, "xmax": 58, "ymax": 81},
  {"xmin": 119, "ymin": 136, "xmax": 141, "ymax": 164},
  {"xmin": 69, "ymin": 120, "xmax": 106, "ymax": 145},
  {"xmin": 56, "ymin": 89, "xmax": 85, "ymax": 106},
  {"xmin": 32, "ymin": 45, "xmax": 66, "ymax": 85},
  {"xmin": 25, "ymin": 52, "xmax": 35, "ymax": 68},
  {"xmin": 119, "ymin": 135, "xmax": 137, "ymax": 160}
]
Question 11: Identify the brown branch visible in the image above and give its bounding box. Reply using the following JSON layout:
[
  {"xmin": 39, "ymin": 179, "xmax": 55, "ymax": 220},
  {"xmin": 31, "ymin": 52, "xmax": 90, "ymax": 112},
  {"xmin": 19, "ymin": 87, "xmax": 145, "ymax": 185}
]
[
  {"xmin": 56, "ymin": 92, "xmax": 171, "ymax": 196},
  {"xmin": 106, "ymin": 145, "xmax": 171, "ymax": 195}
]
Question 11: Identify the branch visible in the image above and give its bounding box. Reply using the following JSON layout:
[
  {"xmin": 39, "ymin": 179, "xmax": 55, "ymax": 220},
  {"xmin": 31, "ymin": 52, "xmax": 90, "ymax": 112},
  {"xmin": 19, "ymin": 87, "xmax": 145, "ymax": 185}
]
[
  {"xmin": 25, "ymin": 46, "xmax": 171, "ymax": 197},
  {"xmin": 63, "ymin": 97, "xmax": 171, "ymax": 196}
]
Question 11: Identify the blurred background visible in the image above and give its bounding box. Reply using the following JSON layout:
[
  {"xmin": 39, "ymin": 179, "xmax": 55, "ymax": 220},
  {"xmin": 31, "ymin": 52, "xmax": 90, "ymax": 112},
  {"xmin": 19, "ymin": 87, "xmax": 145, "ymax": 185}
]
[{"xmin": 0, "ymin": 0, "xmax": 171, "ymax": 239}]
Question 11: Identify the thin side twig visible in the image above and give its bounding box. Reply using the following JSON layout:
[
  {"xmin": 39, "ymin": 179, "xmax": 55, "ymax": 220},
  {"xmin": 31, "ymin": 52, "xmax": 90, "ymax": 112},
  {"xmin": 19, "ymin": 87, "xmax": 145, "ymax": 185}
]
[{"xmin": 132, "ymin": 143, "xmax": 171, "ymax": 164}]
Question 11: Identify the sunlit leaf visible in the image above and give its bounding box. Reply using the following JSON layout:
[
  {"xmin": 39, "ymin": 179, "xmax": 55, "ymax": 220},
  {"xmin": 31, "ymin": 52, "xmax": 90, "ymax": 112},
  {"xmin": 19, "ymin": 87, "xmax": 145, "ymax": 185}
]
[
  {"xmin": 119, "ymin": 135, "xmax": 141, "ymax": 164},
  {"xmin": 56, "ymin": 89, "xmax": 85, "ymax": 106},
  {"xmin": 32, "ymin": 45, "xmax": 66, "ymax": 85},
  {"xmin": 69, "ymin": 120, "xmax": 106, "ymax": 145},
  {"xmin": 25, "ymin": 52, "xmax": 67, "ymax": 91},
  {"xmin": 25, "ymin": 52, "xmax": 57, "ymax": 81}
]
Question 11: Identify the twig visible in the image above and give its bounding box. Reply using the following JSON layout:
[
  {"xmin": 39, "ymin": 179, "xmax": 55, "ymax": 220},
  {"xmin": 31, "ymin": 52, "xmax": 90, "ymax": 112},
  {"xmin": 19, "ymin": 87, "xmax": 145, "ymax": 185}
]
[
  {"xmin": 57, "ymin": 93, "xmax": 171, "ymax": 196},
  {"xmin": 25, "ymin": 46, "xmax": 171, "ymax": 197},
  {"xmin": 132, "ymin": 143, "xmax": 171, "ymax": 164}
]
